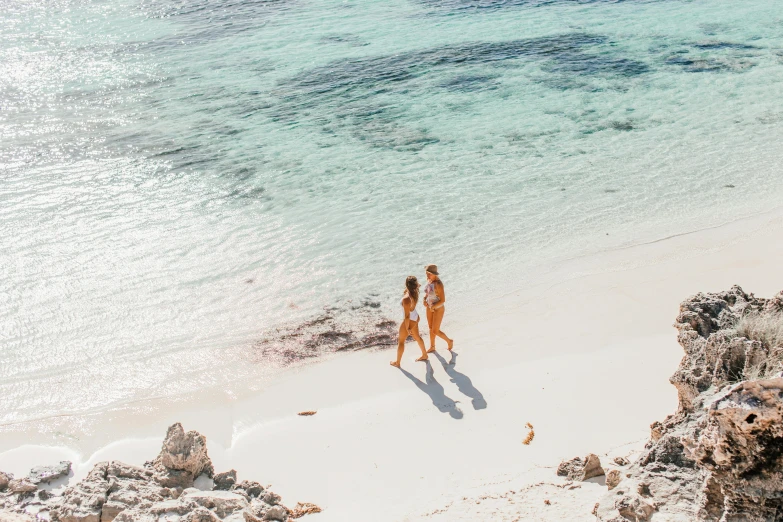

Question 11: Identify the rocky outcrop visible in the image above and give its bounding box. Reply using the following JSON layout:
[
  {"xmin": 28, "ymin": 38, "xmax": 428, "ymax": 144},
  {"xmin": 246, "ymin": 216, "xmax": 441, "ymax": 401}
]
[
  {"xmin": 605, "ymin": 469, "xmax": 623, "ymax": 490},
  {"xmin": 0, "ymin": 424, "xmax": 320, "ymax": 522},
  {"xmin": 693, "ymin": 379, "xmax": 783, "ymax": 521},
  {"xmin": 213, "ymin": 470, "xmax": 237, "ymax": 491},
  {"xmin": 557, "ymin": 454, "xmax": 605, "ymax": 482},
  {"xmin": 8, "ymin": 479, "xmax": 37, "ymax": 494},
  {"xmin": 595, "ymin": 286, "xmax": 783, "ymax": 522},
  {"xmin": 53, "ymin": 461, "xmax": 111, "ymax": 522},
  {"xmin": 151, "ymin": 423, "xmax": 215, "ymax": 489},
  {"xmin": 0, "ymin": 471, "xmax": 10, "ymax": 491},
  {"xmin": 289, "ymin": 502, "xmax": 322, "ymax": 519},
  {"xmin": 765, "ymin": 290, "xmax": 783, "ymax": 313},
  {"xmin": 28, "ymin": 461, "xmax": 72, "ymax": 485}
]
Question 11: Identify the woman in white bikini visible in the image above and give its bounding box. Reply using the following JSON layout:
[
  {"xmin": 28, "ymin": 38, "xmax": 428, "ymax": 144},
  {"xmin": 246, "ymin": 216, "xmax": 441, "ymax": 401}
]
[
  {"xmin": 390, "ymin": 276, "xmax": 428, "ymax": 367},
  {"xmin": 424, "ymin": 264, "xmax": 453, "ymax": 353}
]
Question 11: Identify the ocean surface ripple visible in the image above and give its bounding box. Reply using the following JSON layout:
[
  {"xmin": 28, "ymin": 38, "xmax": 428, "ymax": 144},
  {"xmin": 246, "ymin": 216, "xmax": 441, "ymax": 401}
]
[{"xmin": 2, "ymin": 0, "xmax": 783, "ymax": 431}]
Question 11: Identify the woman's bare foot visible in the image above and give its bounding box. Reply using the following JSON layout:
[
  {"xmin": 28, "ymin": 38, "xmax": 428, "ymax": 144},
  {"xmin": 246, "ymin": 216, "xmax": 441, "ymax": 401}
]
[
  {"xmin": 415, "ymin": 355, "xmax": 428, "ymax": 362},
  {"xmin": 390, "ymin": 361, "xmax": 400, "ymax": 367},
  {"xmin": 447, "ymin": 339, "xmax": 454, "ymax": 351},
  {"xmin": 427, "ymin": 348, "xmax": 436, "ymax": 353}
]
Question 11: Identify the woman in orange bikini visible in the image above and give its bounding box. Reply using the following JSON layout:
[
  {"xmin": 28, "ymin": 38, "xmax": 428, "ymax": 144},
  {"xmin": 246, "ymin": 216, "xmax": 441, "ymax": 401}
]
[
  {"xmin": 390, "ymin": 276, "xmax": 428, "ymax": 367},
  {"xmin": 424, "ymin": 264, "xmax": 453, "ymax": 353}
]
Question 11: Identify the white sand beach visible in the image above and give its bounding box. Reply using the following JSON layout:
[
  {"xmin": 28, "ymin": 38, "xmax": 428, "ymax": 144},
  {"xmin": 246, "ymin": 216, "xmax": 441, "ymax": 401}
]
[{"xmin": 2, "ymin": 207, "xmax": 782, "ymax": 521}]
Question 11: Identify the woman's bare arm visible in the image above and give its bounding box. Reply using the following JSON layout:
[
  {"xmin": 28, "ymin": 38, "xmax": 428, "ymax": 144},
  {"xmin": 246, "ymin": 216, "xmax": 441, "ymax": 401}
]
[
  {"xmin": 434, "ymin": 281, "xmax": 446, "ymax": 309},
  {"xmin": 402, "ymin": 295, "xmax": 412, "ymax": 330}
]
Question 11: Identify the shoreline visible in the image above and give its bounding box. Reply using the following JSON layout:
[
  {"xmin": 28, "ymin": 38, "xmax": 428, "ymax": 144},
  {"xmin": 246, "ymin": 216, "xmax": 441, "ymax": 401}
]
[
  {"xmin": 3, "ymin": 201, "xmax": 781, "ymax": 441},
  {"xmin": 2, "ymin": 206, "xmax": 783, "ymax": 520}
]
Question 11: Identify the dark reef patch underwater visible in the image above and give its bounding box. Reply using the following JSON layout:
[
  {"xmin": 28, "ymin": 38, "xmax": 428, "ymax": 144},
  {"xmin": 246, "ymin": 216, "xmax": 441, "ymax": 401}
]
[
  {"xmin": 269, "ymin": 33, "xmax": 650, "ymax": 149},
  {"xmin": 418, "ymin": 0, "xmax": 661, "ymax": 11}
]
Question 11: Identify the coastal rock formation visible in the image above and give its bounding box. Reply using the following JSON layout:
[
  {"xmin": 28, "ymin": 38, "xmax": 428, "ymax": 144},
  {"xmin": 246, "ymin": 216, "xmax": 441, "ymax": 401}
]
[
  {"xmin": 557, "ymin": 454, "xmax": 605, "ymax": 482},
  {"xmin": 693, "ymin": 379, "xmax": 783, "ymax": 521},
  {"xmin": 152, "ymin": 422, "xmax": 215, "ymax": 488},
  {"xmin": 595, "ymin": 285, "xmax": 783, "ymax": 521},
  {"xmin": 213, "ymin": 470, "xmax": 237, "ymax": 491},
  {"xmin": 289, "ymin": 502, "xmax": 322, "ymax": 519},
  {"xmin": 28, "ymin": 462, "xmax": 72, "ymax": 485},
  {"xmin": 8, "ymin": 479, "xmax": 37, "ymax": 494},
  {"xmin": 0, "ymin": 471, "xmax": 10, "ymax": 491},
  {"xmin": 0, "ymin": 423, "xmax": 318, "ymax": 522},
  {"xmin": 605, "ymin": 469, "xmax": 623, "ymax": 491}
]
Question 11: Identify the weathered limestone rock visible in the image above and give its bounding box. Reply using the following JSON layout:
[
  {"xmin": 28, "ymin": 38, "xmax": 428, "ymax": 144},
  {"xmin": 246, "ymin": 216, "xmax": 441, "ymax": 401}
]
[
  {"xmin": 557, "ymin": 454, "xmax": 605, "ymax": 481},
  {"xmin": 156, "ymin": 423, "xmax": 214, "ymax": 478},
  {"xmin": 187, "ymin": 506, "xmax": 222, "ymax": 522},
  {"xmin": 112, "ymin": 512, "xmax": 156, "ymax": 522},
  {"xmin": 233, "ymin": 480, "xmax": 264, "ymax": 498},
  {"xmin": 221, "ymin": 514, "xmax": 246, "ymax": 522},
  {"xmin": 692, "ymin": 378, "xmax": 783, "ymax": 521},
  {"xmin": 263, "ymin": 505, "xmax": 288, "ymax": 521},
  {"xmin": 98, "ymin": 460, "xmax": 169, "ymax": 522},
  {"xmin": 0, "ymin": 471, "xmax": 11, "ymax": 491},
  {"xmin": 595, "ymin": 287, "xmax": 783, "ymax": 521},
  {"xmin": 246, "ymin": 498, "xmax": 270, "ymax": 520},
  {"xmin": 261, "ymin": 491, "xmax": 281, "ymax": 506},
  {"xmin": 765, "ymin": 290, "xmax": 783, "ymax": 313},
  {"xmin": 183, "ymin": 490, "xmax": 249, "ymax": 518},
  {"xmin": 106, "ymin": 462, "xmax": 151, "ymax": 482},
  {"xmin": 101, "ymin": 501, "xmax": 127, "ymax": 522},
  {"xmin": 289, "ymin": 502, "xmax": 322, "ymax": 518},
  {"xmin": 149, "ymin": 498, "xmax": 198, "ymax": 516},
  {"xmin": 242, "ymin": 511, "xmax": 264, "ymax": 522},
  {"xmin": 1, "ymin": 513, "xmax": 35, "ymax": 521},
  {"xmin": 51, "ymin": 461, "xmax": 110, "ymax": 522},
  {"xmin": 29, "ymin": 461, "xmax": 71, "ymax": 485},
  {"xmin": 8, "ymin": 479, "xmax": 37, "ymax": 494},
  {"xmin": 615, "ymin": 494, "xmax": 655, "ymax": 521},
  {"xmin": 214, "ymin": 470, "xmax": 237, "ymax": 491},
  {"xmin": 154, "ymin": 468, "xmax": 195, "ymax": 489},
  {"xmin": 582, "ymin": 454, "xmax": 605, "ymax": 481},
  {"xmin": 605, "ymin": 469, "xmax": 622, "ymax": 490},
  {"xmin": 612, "ymin": 456, "xmax": 629, "ymax": 467},
  {"xmin": 0, "ymin": 424, "xmax": 311, "ymax": 522}
]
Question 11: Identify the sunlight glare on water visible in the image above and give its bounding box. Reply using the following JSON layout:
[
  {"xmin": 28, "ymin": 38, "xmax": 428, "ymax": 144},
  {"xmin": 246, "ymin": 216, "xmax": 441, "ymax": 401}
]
[{"xmin": 2, "ymin": 0, "xmax": 783, "ymax": 427}]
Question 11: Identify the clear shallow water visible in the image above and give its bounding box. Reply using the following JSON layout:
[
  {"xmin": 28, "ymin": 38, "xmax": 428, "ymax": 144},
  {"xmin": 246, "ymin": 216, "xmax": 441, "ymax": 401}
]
[{"xmin": 2, "ymin": 0, "xmax": 783, "ymax": 427}]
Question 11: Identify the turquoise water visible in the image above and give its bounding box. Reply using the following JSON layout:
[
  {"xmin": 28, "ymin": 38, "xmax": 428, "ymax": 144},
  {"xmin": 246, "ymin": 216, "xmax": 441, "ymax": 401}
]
[{"xmin": 2, "ymin": 0, "xmax": 783, "ymax": 425}]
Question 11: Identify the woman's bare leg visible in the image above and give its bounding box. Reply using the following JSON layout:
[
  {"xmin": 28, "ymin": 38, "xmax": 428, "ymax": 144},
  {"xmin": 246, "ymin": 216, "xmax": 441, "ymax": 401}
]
[
  {"xmin": 432, "ymin": 307, "xmax": 453, "ymax": 351},
  {"xmin": 426, "ymin": 308, "xmax": 436, "ymax": 352},
  {"xmin": 390, "ymin": 322, "xmax": 406, "ymax": 367},
  {"xmin": 411, "ymin": 322, "xmax": 428, "ymax": 361}
]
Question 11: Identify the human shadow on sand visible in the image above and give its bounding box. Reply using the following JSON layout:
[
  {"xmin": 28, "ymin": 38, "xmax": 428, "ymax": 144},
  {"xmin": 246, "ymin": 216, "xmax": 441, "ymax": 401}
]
[
  {"xmin": 399, "ymin": 361, "xmax": 464, "ymax": 419},
  {"xmin": 433, "ymin": 351, "xmax": 487, "ymax": 410}
]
